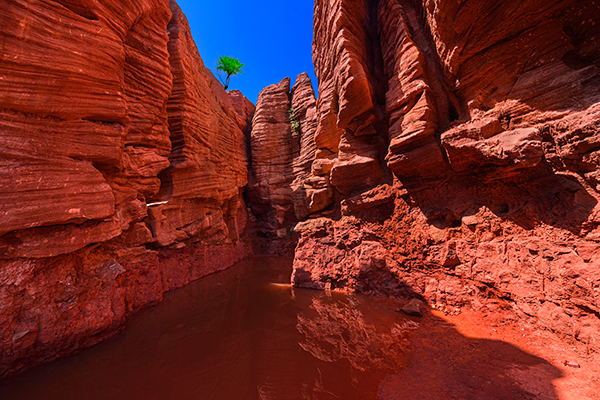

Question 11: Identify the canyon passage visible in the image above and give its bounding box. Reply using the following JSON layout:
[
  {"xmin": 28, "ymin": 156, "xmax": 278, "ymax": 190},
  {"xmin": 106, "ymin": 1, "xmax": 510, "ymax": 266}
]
[
  {"xmin": 0, "ymin": 256, "xmax": 573, "ymax": 400},
  {"xmin": 1, "ymin": 0, "xmax": 600, "ymax": 398}
]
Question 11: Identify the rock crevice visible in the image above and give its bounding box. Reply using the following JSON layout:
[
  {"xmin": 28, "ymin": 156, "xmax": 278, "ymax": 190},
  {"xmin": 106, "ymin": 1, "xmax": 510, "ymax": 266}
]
[{"xmin": 2, "ymin": 0, "xmax": 600, "ymax": 379}]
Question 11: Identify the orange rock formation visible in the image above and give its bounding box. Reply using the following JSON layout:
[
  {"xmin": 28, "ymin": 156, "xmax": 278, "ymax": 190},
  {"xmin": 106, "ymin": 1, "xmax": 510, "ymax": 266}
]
[
  {"xmin": 291, "ymin": 0, "xmax": 600, "ymax": 354},
  {"xmin": 0, "ymin": 0, "xmax": 252, "ymax": 377},
  {"xmin": 1, "ymin": 0, "xmax": 600, "ymax": 379}
]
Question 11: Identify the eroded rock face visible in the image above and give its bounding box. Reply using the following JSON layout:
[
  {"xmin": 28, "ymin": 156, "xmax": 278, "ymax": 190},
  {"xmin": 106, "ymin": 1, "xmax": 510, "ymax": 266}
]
[
  {"xmin": 293, "ymin": 184, "xmax": 600, "ymax": 346},
  {"xmin": 228, "ymin": 89, "xmax": 256, "ymax": 135},
  {"xmin": 2, "ymin": 0, "xmax": 600, "ymax": 379},
  {"xmin": 312, "ymin": 0, "xmax": 388, "ymax": 203},
  {"xmin": 291, "ymin": 73, "xmax": 319, "ymax": 220},
  {"xmin": 293, "ymin": 0, "xmax": 600, "ymax": 351},
  {"xmin": 248, "ymin": 74, "xmax": 318, "ymax": 237},
  {"xmin": 0, "ymin": 0, "xmax": 252, "ymax": 377},
  {"xmin": 248, "ymin": 78, "xmax": 295, "ymax": 236},
  {"xmin": 148, "ymin": 1, "xmax": 250, "ymax": 247}
]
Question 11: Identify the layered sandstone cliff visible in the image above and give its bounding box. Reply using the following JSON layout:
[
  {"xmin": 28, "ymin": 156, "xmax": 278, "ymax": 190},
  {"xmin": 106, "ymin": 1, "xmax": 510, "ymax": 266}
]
[
  {"xmin": 291, "ymin": 0, "xmax": 600, "ymax": 350},
  {"xmin": 247, "ymin": 73, "xmax": 318, "ymax": 237},
  {"xmin": 2, "ymin": 0, "xmax": 600, "ymax": 379},
  {"xmin": 0, "ymin": 0, "xmax": 252, "ymax": 377}
]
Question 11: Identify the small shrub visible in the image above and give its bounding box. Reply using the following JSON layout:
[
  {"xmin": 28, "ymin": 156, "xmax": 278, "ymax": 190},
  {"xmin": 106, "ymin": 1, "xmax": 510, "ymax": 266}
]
[{"xmin": 288, "ymin": 108, "xmax": 301, "ymax": 133}]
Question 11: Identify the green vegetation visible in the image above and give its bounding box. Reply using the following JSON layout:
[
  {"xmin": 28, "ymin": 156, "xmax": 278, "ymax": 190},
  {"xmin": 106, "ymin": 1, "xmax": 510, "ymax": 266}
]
[
  {"xmin": 288, "ymin": 108, "xmax": 301, "ymax": 133},
  {"xmin": 216, "ymin": 56, "xmax": 244, "ymax": 90}
]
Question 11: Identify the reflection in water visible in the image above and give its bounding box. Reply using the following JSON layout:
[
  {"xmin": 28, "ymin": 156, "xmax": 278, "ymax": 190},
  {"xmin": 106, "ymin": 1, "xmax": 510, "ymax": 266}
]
[
  {"xmin": 294, "ymin": 289, "xmax": 418, "ymax": 372},
  {"xmin": 0, "ymin": 256, "xmax": 562, "ymax": 399},
  {"xmin": 0, "ymin": 257, "xmax": 418, "ymax": 400}
]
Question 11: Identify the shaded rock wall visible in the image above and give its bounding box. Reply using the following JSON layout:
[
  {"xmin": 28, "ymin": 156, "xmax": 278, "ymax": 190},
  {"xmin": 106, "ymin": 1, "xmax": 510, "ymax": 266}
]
[
  {"xmin": 312, "ymin": 0, "xmax": 388, "ymax": 201},
  {"xmin": 0, "ymin": 0, "xmax": 252, "ymax": 377},
  {"xmin": 290, "ymin": 73, "xmax": 319, "ymax": 221},
  {"xmin": 292, "ymin": 0, "xmax": 600, "ymax": 350},
  {"xmin": 248, "ymin": 73, "xmax": 318, "ymax": 237}
]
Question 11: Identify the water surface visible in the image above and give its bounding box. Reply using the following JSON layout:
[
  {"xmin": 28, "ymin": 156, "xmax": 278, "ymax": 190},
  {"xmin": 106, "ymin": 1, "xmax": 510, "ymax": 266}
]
[{"xmin": 0, "ymin": 256, "xmax": 419, "ymax": 400}]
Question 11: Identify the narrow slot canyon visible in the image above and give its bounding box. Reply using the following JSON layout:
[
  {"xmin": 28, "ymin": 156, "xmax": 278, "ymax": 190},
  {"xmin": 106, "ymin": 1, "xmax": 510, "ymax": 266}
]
[{"xmin": 1, "ymin": 0, "xmax": 600, "ymax": 398}]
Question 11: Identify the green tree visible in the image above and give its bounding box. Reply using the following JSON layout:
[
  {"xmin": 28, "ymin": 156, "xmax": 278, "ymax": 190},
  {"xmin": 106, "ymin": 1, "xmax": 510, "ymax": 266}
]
[{"xmin": 216, "ymin": 55, "xmax": 244, "ymax": 90}]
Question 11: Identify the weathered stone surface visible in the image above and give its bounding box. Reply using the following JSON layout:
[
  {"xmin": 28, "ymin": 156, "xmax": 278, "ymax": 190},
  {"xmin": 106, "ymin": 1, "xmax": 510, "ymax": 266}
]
[
  {"xmin": 295, "ymin": 0, "xmax": 600, "ymax": 352},
  {"xmin": 2, "ymin": 0, "xmax": 600, "ymax": 381},
  {"xmin": 123, "ymin": 222, "xmax": 154, "ymax": 247},
  {"xmin": 248, "ymin": 78, "xmax": 295, "ymax": 234},
  {"xmin": 0, "ymin": 1, "xmax": 128, "ymax": 122},
  {"xmin": 0, "ymin": 158, "xmax": 116, "ymax": 237},
  {"xmin": 330, "ymin": 152, "xmax": 386, "ymax": 196},
  {"xmin": 442, "ymin": 127, "xmax": 544, "ymax": 177},
  {"xmin": 292, "ymin": 217, "xmax": 405, "ymax": 296},
  {"xmin": 248, "ymin": 74, "xmax": 319, "ymax": 233},
  {"xmin": 378, "ymin": 0, "xmax": 450, "ymax": 180},
  {"xmin": 147, "ymin": 2, "xmax": 249, "ymax": 246},
  {"xmin": 0, "ymin": 0, "xmax": 174, "ymax": 256},
  {"xmin": 340, "ymin": 184, "xmax": 395, "ymax": 219},
  {"xmin": 310, "ymin": 0, "xmax": 388, "ymax": 209},
  {"xmin": 0, "ymin": 0, "xmax": 252, "ymax": 378},
  {"xmin": 0, "ymin": 109, "xmax": 125, "ymax": 164},
  {"xmin": 401, "ymin": 299, "xmax": 425, "ymax": 317},
  {"xmin": 107, "ymin": 146, "xmax": 171, "ymax": 200},
  {"xmin": 228, "ymin": 89, "xmax": 256, "ymax": 135},
  {"xmin": 291, "ymin": 73, "xmax": 318, "ymax": 220},
  {"xmin": 313, "ymin": 0, "xmax": 377, "ymax": 147},
  {"xmin": 0, "ymin": 218, "xmax": 124, "ymax": 259},
  {"xmin": 292, "ymin": 196, "xmax": 600, "ymax": 349},
  {"xmin": 427, "ymin": 0, "xmax": 600, "ymax": 117}
]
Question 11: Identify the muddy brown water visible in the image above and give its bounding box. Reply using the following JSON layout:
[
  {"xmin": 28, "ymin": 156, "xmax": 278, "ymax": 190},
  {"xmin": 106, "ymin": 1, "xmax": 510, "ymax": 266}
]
[{"xmin": 0, "ymin": 256, "xmax": 561, "ymax": 400}]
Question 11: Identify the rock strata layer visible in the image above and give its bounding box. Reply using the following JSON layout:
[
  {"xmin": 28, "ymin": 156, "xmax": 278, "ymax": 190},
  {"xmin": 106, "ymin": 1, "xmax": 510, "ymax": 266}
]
[
  {"xmin": 291, "ymin": 0, "xmax": 600, "ymax": 351},
  {"xmin": 2, "ymin": 0, "xmax": 600, "ymax": 379},
  {"xmin": 248, "ymin": 73, "xmax": 318, "ymax": 237},
  {"xmin": 0, "ymin": 0, "xmax": 253, "ymax": 377}
]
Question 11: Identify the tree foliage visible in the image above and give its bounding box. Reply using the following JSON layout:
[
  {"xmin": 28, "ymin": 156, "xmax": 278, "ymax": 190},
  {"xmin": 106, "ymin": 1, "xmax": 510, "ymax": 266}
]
[{"xmin": 216, "ymin": 56, "xmax": 244, "ymax": 90}]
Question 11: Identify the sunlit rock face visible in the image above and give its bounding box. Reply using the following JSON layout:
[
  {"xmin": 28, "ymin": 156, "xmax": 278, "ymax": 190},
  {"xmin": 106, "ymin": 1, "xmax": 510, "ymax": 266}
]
[
  {"xmin": 293, "ymin": 0, "xmax": 600, "ymax": 351},
  {"xmin": 0, "ymin": 0, "xmax": 252, "ymax": 377},
  {"xmin": 2, "ymin": 0, "xmax": 600, "ymax": 379},
  {"xmin": 149, "ymin": 1, "xmax": 249, "ymax": 247}
]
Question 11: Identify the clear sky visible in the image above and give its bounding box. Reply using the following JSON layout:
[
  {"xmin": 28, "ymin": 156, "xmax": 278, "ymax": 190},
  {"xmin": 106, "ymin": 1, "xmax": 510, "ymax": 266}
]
[{"xmin": 176, "ymin": 0, "xmax": 317, "ymax": 105}]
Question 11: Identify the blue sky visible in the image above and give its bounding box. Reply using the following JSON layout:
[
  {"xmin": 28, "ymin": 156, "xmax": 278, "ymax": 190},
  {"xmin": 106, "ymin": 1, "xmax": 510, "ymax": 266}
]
[{"xmin": 176, "ymin": 0, "xmax": 317, "ymax": 105}]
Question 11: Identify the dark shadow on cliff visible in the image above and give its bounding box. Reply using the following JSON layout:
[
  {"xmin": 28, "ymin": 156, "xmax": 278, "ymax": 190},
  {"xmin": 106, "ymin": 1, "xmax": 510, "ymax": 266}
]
[
  {"xmin": 503, "ymin": 1, "xmax": 600, "ymax": 116},
  {"xmin": 401, "ymin": 161, "xmax": 598, "ymax": 235},
  {"xmin": 425, "ymin": 0, "xmax": 600, "ymax": 122}
]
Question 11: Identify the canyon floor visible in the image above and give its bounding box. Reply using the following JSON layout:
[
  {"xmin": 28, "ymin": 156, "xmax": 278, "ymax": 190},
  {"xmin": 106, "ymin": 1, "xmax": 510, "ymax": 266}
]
[{"xmin": 396, "ymin": 308, "xmax": 600, "ymax": 400}]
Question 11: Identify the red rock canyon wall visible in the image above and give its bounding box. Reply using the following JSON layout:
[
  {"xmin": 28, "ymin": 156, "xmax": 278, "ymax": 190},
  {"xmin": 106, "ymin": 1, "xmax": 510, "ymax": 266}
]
[
  {"xmin": 0, "ymin": 0, "xmax": 252, "ymax": 377},
  {"xmin": 2, "ymin": 0, "xmax": 600, "ymax": 378},
  {"xmin": 291, "ymin": 0, "xmax": 600, "ymax": 351},
  {"xmin": 248, "ymin": 73, "xmax": 318, "ymax": 237}
]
